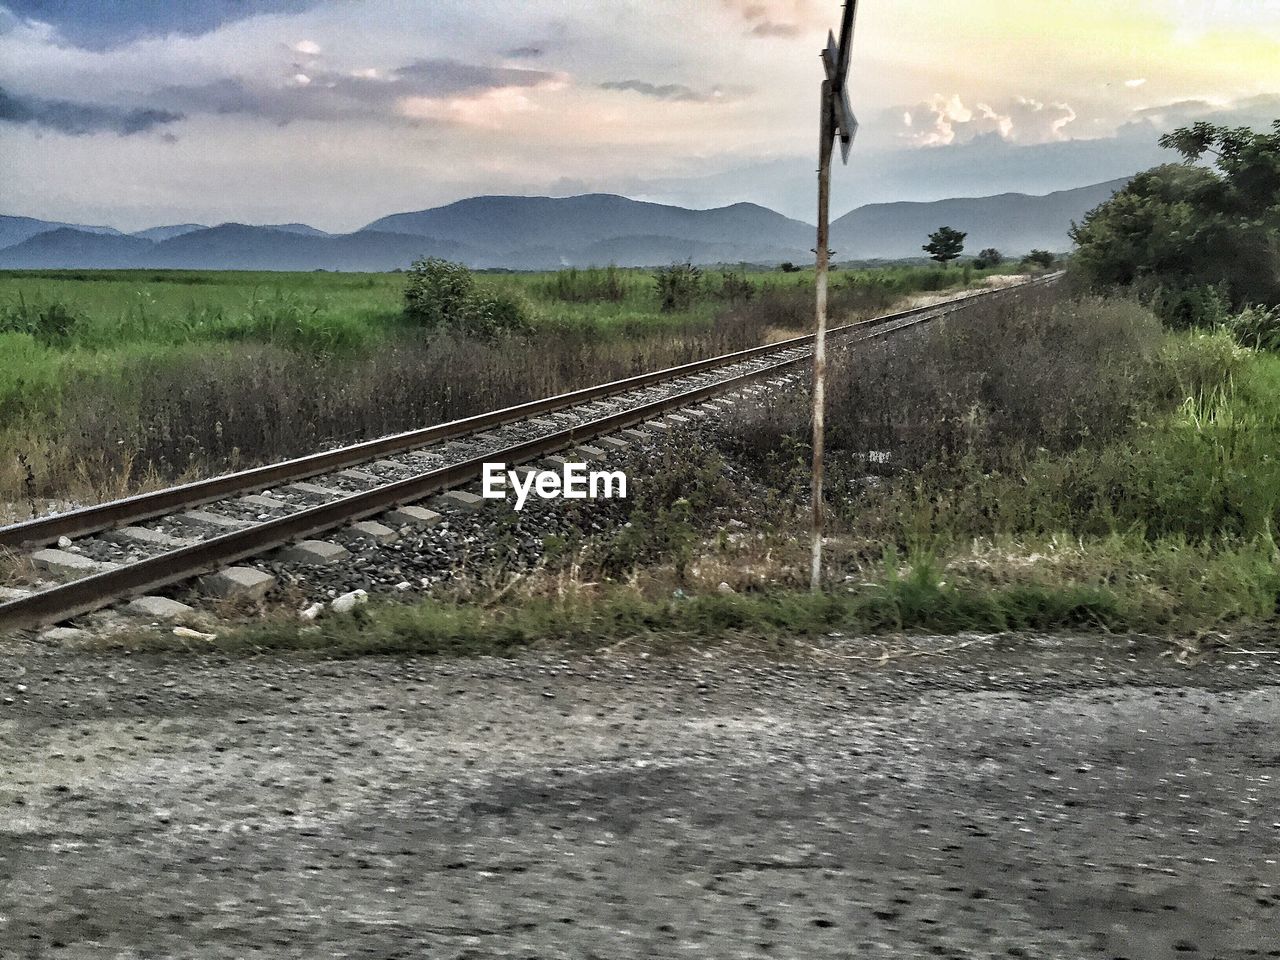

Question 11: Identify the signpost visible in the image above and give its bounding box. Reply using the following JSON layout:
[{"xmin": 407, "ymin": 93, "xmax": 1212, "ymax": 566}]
[{"xmin": 810, "ymin": 0, "xmax": 859, "ymax": 592}]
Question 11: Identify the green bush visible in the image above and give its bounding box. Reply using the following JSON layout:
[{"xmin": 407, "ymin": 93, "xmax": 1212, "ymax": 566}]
[
  {"xmin": 539, "ymin": 266, "xmax": 628, "ymax": 303},
  {"xmin": 717, "ymin": 269, "xmax": 754, "ymax": 304},
  {"xmin": 1226, "ymin": 304, "xmax": 1280, "ymax": 351},
  {"xmin": 403, "ymin": 258, "xmax": 530, "ymax": 337},
  {"xmin": 0, "ymin": 296, "xmax": 84, "ymax": 344},
  {"xmin": 654, "ymin": 261, "xmax": 704, "ymax": 312},
  {"xmin": 974, "ymin": 248, "xmax": 1004, "ymax": 269}
]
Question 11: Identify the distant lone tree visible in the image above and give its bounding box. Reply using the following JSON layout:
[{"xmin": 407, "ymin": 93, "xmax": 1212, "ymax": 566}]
[
  {"xmin": 974, "ymin": 247, "xmax": 1004, "ymax": 269},
  {"xmin": 778, "ymin": 261, "xmax": 802, "ymax": 273},
  {"xmin": 1022, "ymin": 249, "xmax": 1055, "ymax": 269},
  {"xmin": 923, "ymin": 226, "xmax": 966, "ymax": 266}
]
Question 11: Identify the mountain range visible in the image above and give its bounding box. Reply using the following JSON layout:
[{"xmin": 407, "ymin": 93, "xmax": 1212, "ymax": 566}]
[{"xmin": 0, "ymin": 178, "xmax": 1128, "ymax": 272}]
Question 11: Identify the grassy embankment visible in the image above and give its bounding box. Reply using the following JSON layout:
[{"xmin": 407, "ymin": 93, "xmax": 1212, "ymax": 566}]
[
  {"xmin": 0, "ymin": 263, "xmax": 991, "ymax": 516},
  {"xmin": 114, "ymin": 283, "xmax": 1280, "ymax": 652}
]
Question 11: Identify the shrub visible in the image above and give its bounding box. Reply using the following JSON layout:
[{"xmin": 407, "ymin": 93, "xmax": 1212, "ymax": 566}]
[
  {"xmin": 1225, "ymin": 304, "xmax": 1280, "ymax": 351},
  {"xmin": 974, "ymin": 248, "xmax": 1004, "ymax": 269},
  {"xmin": 1144, "ymin": 281, "xmax": 1231, "ymax": 330},
  {"xmin": 778, "ymin": 262, "xmax": 802, "ymax": 273},
  {"xmin": 718, "ymin": 269, "xmax": 754, "ymax": 304},
  {"xmin": 654, "ymin": 261, "xmax": 704, "ymax": 312},
  {"xmin": 0, "ymin": 296, "xmax": 83, "ymax": 344},
  {"xmin": 540, "ymin": 266, "xmax": 627, "ymax": 303},
  {"xmin": 1022, "ymin": 249, "xmax": 1055, "ymax": 269},
  {"xmin": 403, "ymin": 258, "xmax": 529, "ymax": 337}
]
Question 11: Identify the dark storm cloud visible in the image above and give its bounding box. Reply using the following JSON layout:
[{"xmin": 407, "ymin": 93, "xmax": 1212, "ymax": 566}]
[
  {"xmin": 0, "ymin": 84, "xmax": 182, "ymax": 134},
  {"xmin": 599, "ymin": 80, "xmax": 713, "ymax": 102},
  {"xmin": 504, "ymin": 45, "xmax": 544, "ymax": 59},
  {"xmin": 0, "ymin": 0, "xmax": 329, "ymax": 50}
]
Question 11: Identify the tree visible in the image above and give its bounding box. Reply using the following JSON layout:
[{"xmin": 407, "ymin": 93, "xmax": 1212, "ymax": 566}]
[
  {"xmin": 923, "ymin": 226, "xmax": 966, "ymax": 266},
  {"xmin": 974, "ymin": 248, "xmax": 1004, "ymax": 269},
  {"xmin": 1022, "ymin": 249, "xmax": 1055, "ymax": 269},
  {"xmin": 1070, "ymin": 119, "xmax": 1280, "ymax": 323}
]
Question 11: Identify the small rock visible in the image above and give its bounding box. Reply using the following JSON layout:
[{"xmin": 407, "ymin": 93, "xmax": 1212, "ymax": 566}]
[
  {"xmin": 331, "ymin": 589, "xmax": 368, "ymax": 614},
  {"xmin": 57, "ymin": 535, "xmax": 72, "ymax": 549},
  {"xmin": 299, "ymin": 602, "xmax": 325, "ymax": 621},
  {"xmin": 172, "ymin": 626, "xmax": 217, "ymax": 642}
]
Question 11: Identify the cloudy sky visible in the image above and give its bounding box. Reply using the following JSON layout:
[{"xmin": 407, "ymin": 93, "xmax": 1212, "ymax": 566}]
[{"xmin": 2, "ymin": 0, "xmax": 1278, "ymax": 231}]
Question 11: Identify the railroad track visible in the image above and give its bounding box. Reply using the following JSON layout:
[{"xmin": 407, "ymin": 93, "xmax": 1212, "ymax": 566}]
[{"xmin": 0, "ymin": 274, "xmax": 1060, "ymax": 634}]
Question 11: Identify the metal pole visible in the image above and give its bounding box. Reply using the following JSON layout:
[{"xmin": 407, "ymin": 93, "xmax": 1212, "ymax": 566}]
[{"xmin": 811, "ymin": 79, "xmax": 834, "ymax": 592}]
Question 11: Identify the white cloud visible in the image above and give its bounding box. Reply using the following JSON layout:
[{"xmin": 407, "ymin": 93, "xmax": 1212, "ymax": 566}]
[{"xmin": 898, "ymin": 94, "xmax": 1078, "ymax": 147}]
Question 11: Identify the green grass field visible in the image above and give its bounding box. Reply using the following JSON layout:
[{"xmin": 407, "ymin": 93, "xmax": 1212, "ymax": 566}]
[{"xmin": 0, "ymin": 262, "xmax": 988, "ymax": 348}]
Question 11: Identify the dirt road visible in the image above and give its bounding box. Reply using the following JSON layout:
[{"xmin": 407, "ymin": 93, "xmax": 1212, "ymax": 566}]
[{"xmin": 2, "ymin": 633, "xmax": 1278, "ymax": 958}]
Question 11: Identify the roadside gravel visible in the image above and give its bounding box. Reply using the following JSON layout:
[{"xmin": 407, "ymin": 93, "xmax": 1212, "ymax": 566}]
[{"xmin": 2, "ymin": 631, "xmax": 1278, "ymax": 958}]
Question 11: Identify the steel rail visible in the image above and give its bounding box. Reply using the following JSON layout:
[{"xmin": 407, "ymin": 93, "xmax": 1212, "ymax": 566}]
[
  {"xmin": 0, "ymin": 273, "xmax": 1059, "ymax": 633},
  {"xmin": 0, "ymin": 276, "xmax": 1053, "ymax": 550}
]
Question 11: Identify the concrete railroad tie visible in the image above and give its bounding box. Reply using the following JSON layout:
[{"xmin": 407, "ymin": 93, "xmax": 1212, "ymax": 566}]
[{"xmin": 200, "ymin": 567, "xmax": 276, "ymax": 600}]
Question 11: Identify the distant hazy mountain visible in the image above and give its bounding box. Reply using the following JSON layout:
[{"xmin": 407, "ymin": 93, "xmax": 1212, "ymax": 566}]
[
  {"xmin": 831, "ymin": 178, "xmax": 1129, "ymax": 259},
  {"xmin": 0, "ymin": 215, "xmax": 122, "ymax": 250},
  {"xmin": 0, "ymin": 179, "xmax": 1131, "ymax": 270},
  {"xmin": 0, "ymin": 223, "xmax": 468, "ymax": 272},
  {"xmin": 0, "ymin": 228, "xmax": 152, "ymax": 268},
  {"xmin": 362, "ymin": 194, "xmax": 815, "ymax": 258},
  {"xmin": 259, "ymin": 223, "xmax": 332, "ymax": 237},
  {"xmin": 135, "ymin": 224, "xmax": 465, "ymax": 271},
  {"xmin": 132, "ymin": 223, "xmax": 207, "ymax": 241}
]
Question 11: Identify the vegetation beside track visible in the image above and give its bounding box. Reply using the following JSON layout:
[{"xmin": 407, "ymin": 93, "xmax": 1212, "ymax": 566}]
[
  {"xmin": 136, "ymin": 283, "xmax": 1280, "ymax": 652},
  {"xmin": 0, "ymin": 262, "xmax": 1003, "ymax": 515}
]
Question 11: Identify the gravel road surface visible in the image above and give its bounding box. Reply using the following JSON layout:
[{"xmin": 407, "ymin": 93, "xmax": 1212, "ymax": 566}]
[{"xmin": 2, "ymin": 632, "xmax": 1278, "ymax": 959}]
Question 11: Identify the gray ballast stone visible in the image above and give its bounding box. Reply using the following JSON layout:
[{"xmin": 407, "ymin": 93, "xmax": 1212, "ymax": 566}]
[
  {"xmin": 0, "ymin": 585, "xmax": 33, "ymax": 601},
  {"xmin": 39, "ymin": 626, "xmax": 90, "ymax": 643},
  {"xmin": 284, "ymin": 482, "xmax": 345, "ymax": 500},
  {"xmin": 32, "ymin": 549, "xmax": 112, "ymax": 577},
  {"xmin": 174, "ymin": 510, "xmax": 250, "ymax": 531},
  {"xmin": 200, "ymin": 566, "xmax": 276, "ymax": 600},
  {"xmin": 102, "ymin": 526, "xmax": 192, "ymax": 549},
  {"xmin": 239, "ymin": 494, "xmax": 288, "ymax": 511},
  {"xmin": 277, "ymin": 540, "xmax": 350, "ymax": 565},
  {"xmin": 382, "ymin": 505, "xmax": 442, "ymax": 527},
  {"xmin": 574, "ymin": 445, "xmax": 607, "ymax": 462},
  {"xmin": 125, "ymin": 595, "xmax": 194, "ymax": 620},
  {"xmin": 345, "ymin": 520, "xmax": 399, "ymax": 544},
  {"xmin": 439, "ymin": 490, "xmax": 484, "ymax": 512}
]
